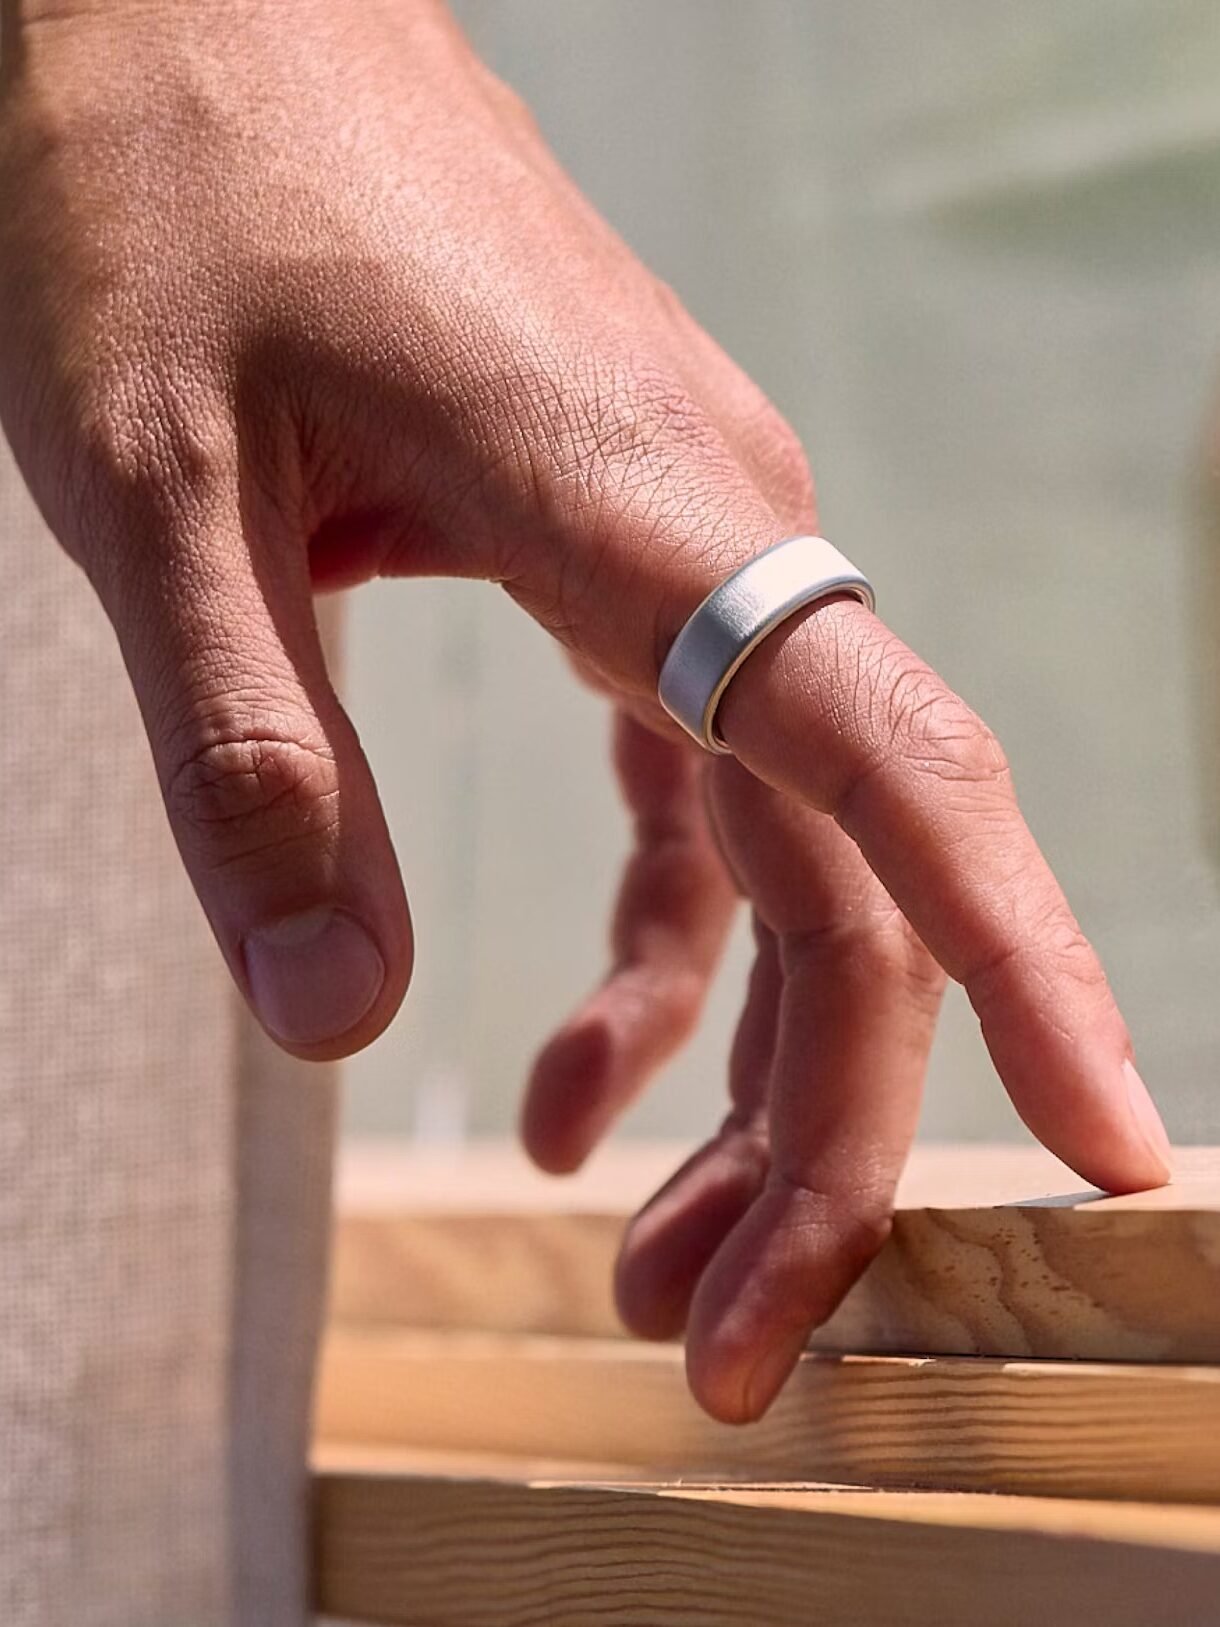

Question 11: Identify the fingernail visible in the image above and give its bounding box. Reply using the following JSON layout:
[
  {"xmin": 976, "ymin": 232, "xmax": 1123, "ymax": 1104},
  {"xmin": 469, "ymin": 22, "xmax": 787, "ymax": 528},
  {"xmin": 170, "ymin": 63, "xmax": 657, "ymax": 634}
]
[
  {"xmin": 1123, "ymin": 1058, "xmax": 1174, "ymax": 1180},
  {"xmin": 243, "ymin": 907, "xmax": 385, "ymax": 1047}
]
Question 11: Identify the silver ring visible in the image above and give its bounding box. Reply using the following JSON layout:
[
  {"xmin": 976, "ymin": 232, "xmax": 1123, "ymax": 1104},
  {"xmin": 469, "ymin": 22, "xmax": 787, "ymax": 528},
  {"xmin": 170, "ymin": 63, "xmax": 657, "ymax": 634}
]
[{"xmin": 657, "ymin": 534, "xmax": 875, "ymax": 754}]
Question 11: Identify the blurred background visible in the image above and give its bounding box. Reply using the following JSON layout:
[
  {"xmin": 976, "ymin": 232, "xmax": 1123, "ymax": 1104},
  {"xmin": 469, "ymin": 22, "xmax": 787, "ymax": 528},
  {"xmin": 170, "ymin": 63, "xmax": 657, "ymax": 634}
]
[{"xmin": 342, "ymin": 0, "xmax": 1220, "ymax": 1146}]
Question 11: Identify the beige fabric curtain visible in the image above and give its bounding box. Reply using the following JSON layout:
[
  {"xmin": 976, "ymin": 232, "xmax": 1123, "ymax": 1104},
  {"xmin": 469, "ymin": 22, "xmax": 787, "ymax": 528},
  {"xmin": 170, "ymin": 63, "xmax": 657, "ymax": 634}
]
[{"xmin": 0, "ymin": 434, "xmax": 335, "ymax": 1626}]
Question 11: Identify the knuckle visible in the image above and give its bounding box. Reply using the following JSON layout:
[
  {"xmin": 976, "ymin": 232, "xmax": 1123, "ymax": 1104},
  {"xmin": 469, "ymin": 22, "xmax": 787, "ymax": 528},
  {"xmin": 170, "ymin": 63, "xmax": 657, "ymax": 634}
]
[
  {"xmin": 719, "ymin": 1106, "xmax": 772, "ymax": 1168},
  {"xmin": 645, "ymin": 288, "xmax": 815, "ymax": 525},
  {"xmin": 970, "ymin": 909, "xmax": 1109, "ymax": 1015},
  {"xmin": 899, "ymin": 936, "xmax": 950, "ymax": 1008},
  {"xmin": 749, "ymin": 404, "xmax": 816, "ymax": 523},
  {"xmin": 493, "ymin": 347, "xmax": 756, "ymax": 642},
  {"xmin": 648, "ymin": 965, "xmax": 706, "ymax": 1040},
  {"xmin": 164, "ymin": 729, "xmax": 339, "ymax": 879},
  {"xmin": 67, "ymin": 363, "xmax": 231, "ymax": 590},
  {"xmin": 878, "ymin": 651, "xmax": 1010, "ymax": 790},
  {"xmin": 772, "ymin": 1172, "xmax": 894, "ymax": 1263},
  {"xmin": 478, "ymin": 64, "xmax": 542, "ymax": 139},
  {"xmin": 539, "ymin": 356, "xmax": 726, "ymax": 509},
  {"xmin": 610, "ymin": 959, "xmax": 705, "ymax": 1048},
  {"xmin": 834, "ymin": 1201, "xmax": 895, "ymax": 1266},
  {"xmin": 487, "ymin": 342, "xmax": 727, "ymax": 533},
  {"xmin": 867, "ymin": 923, "xmax": 947, "ymax": 1005},
  {"xmin": 783, "ymin": 913, "xmax": 946, "ymax": 1011},
  {"xmin": 643, "ymin": 832, "xmax": 724, "ymax": 923},
  {"xmin": 90, "ymin": 376, "xmax": 225, "ymax": 511},
  {"xmin": 878, "ymin": 934, "xmax": 950, "ymax": 1021},
  {"xmin": 1033, "ymin": 912, "xmax": 1109, "ymax": 993},
  {"xmin": 832, "ymin": 1196, "xmax": 895, "ymax": 1261}
]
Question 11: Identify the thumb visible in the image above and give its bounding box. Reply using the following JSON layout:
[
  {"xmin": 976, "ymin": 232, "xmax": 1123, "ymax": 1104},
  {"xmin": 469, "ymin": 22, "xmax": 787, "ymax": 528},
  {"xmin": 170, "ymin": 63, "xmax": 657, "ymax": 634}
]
[{"xmin": 90, "ymin": 475, "xmax": 412, "ymax": 1060}]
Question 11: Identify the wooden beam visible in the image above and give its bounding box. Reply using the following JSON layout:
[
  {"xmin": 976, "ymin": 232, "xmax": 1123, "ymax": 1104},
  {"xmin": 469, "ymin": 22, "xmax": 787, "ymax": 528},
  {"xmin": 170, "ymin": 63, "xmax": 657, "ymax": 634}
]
[
  {"xmin": 316, "ymin": 1329, "xmax": 1220, "ymax": 1504},
  {"xmin": 311, "ymin": 1442, "xmax": 1220, "ymax": 1529},
  {"xmin": 330, "ymin": 1141, "xmax": 1220, "ymax": 1361},
  {"xmin": 312, "ymin": 1439, "xmax": 651, "ymax": 1483},
  {"xmin": 314, "ymin": 1460, "xmax": 1220, "ymax": 1627},
  {"xmin": 331, "ymin": 1209, "xmax": 624, "ymax": 1338}
]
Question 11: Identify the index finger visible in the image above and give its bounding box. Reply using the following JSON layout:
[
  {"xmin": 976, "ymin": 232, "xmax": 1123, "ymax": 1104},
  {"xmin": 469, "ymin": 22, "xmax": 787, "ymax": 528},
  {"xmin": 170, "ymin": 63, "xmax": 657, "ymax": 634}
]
[{"xmin": 716, "ymin": 597, "xmax": 1172, "ymax": 1195}]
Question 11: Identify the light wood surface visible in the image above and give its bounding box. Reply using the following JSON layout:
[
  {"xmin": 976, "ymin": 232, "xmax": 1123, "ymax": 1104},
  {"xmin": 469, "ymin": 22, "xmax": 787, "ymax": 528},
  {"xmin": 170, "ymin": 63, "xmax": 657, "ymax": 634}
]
[
  {"xmin": 334, "ymin": 1138, "xmax": 1219, "ymax": 1213},
  {"xmin": 331, "ymin": 1140, "xmax": 1220, "ymax": 1360},
  {"xmin": 311, "ymin": 1444, "xmax": 1220, "ymax": 1542},
  {"xmin": 312, "ymin": 1440, "xmax": 647, "ymax": 1483},
  {"xmin": 316, "ymin": 1328, "xmax": 1220, "ymax": 1503},
  {"xmin": 318, "ymin": 1145, "xmax": 1220, "ymax": 1617},
  {"xmin": 314, "ymin": 1459, "xmax": 1220, "ymax": 1626}
]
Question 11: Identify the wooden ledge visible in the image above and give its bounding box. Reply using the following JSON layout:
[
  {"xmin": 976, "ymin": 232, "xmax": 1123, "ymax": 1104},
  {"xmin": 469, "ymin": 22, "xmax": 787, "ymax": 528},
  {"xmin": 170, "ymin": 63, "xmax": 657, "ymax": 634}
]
[
  {"xmin": 313, "ymin": 1452, "xmax": 1220, "ymax": 1627},
  {"xmin": 330, "ymin": 1141, "xmax": 1220, "ymax": 1361},
  {"xmin": 316, "ymin": 1329, "xmax": 1220, "ymax": 1504}
]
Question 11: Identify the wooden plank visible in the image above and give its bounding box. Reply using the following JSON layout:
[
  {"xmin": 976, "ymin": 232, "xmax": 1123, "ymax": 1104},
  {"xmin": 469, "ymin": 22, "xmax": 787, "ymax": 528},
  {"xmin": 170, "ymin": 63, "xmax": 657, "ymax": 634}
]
[
  {"xmin": 314, "ymin": 1463, "xmax": 1220, "ymax": 1626},
  {"xmin": 331, "ymin": 1209, "xmax": 624, "ymax": 1338},
  {"xmin": 330, "ymin": 1141, "xmax": 1220, "ymax": 1361},
  {"xmin": 315, "ymin": 1329, "xmax": 1220, "ymax": 1504},
  {"xmin": 312, "ymin": 1443, "xmax": 1220, "ymax": 1540},
  {"xmin": 312, "ymin": 1439, "xmax": 648, "ymax": 1483}
]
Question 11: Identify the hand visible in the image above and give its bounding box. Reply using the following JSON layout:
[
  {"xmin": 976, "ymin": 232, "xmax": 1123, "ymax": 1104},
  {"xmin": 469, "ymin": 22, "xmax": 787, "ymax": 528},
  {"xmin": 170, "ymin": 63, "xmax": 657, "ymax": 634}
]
[{"xmin": 0, "ymin": 0, "xmax": 1171, "ymax": 1420}]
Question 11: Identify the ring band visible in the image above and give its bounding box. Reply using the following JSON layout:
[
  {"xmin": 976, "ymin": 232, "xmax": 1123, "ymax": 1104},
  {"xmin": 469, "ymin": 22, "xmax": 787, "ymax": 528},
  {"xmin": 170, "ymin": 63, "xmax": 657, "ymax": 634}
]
[{"xmin": 657, "ymin": 534, "xmax": 875, "ymax": 753}]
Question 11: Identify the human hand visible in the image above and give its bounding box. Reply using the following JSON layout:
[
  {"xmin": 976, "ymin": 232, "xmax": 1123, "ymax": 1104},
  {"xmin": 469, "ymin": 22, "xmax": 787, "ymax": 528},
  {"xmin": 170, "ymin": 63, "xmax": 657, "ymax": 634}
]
[{"xmin": 0, "ymin": 0, "xmax": 1170, "ymax": 1420}]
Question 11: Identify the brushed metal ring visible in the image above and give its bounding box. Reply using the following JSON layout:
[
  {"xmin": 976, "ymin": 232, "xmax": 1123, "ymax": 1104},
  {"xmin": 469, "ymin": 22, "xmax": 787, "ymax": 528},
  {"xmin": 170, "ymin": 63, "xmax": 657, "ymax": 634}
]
[{"xmin": 657, "ymin": 534, "xmax": 875, "ymax": 753}]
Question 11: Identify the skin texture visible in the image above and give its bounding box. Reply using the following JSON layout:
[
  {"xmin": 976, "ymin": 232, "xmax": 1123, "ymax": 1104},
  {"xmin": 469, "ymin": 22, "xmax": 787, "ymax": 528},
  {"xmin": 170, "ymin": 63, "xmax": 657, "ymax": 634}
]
[{"xmin": 0, "ymin": 0, "xmax": 1173, "ymax": 1422}]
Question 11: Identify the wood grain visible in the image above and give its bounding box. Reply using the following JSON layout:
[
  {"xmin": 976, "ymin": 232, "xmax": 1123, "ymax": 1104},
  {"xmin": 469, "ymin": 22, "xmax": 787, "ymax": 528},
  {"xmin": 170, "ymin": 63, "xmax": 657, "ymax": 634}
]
[
  {"xmin": 312, "ymin": 1443, "xmax": 1220, "ymax": 1540},
  {"xmin": 315, "ymin": 1329, "xmax": 1220, "ymax": 1503},
  {"xmin": 332, "ymin": 1210, "xmax": 624, "ymax": 1338},
  {"xmin": 330, "ymin": 1141, "xmax": 1220, "ymax": 1361},
  {"xmin": 314, "ymin": 1462, "xmax": 1220, "ymax": 1627}
]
